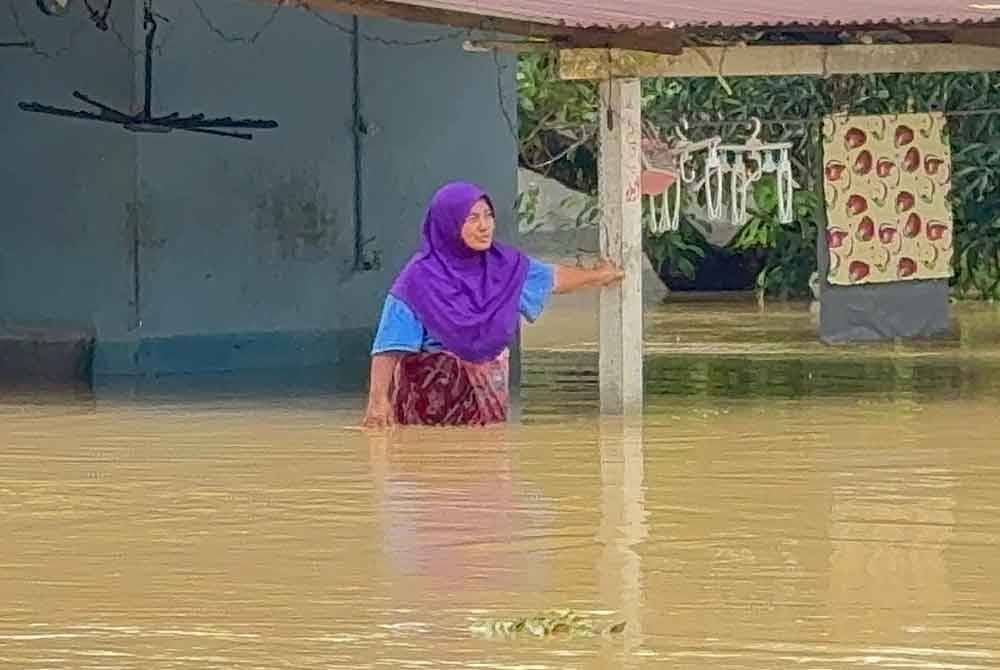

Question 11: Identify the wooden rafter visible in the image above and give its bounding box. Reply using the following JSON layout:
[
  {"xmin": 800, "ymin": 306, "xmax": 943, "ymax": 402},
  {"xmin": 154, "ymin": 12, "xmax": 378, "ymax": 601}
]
[{"xmin": 559, "ymin": 43, "xmax": 1000, "ymax": 80}]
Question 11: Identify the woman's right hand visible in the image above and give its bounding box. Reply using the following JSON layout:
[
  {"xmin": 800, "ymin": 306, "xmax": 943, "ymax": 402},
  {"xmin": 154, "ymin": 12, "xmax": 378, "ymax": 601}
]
[
  {"xmin": 553, "ymin": 259, "xmax": 625, "ymax": 295},
  {"xmin": 363, "ymin": 353, "xmax": 401, "ymax": 430},
  {"xmin": 362, "ymin": 396, "xmax": 396, "ymax": 430},
  {"xmin": 592, "ymin": 259, "xmax": 625, "ymax": 286}
]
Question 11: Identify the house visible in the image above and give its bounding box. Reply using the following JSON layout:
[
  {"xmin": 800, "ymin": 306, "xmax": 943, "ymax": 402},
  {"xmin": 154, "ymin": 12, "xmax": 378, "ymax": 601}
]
[
  {"xmin": 4, "ymin": 0, "xmax": 1000, "ymax": 411},
  {"xmin": 0, "ymin": 0, "xmax": 522, "ymax": 387}
]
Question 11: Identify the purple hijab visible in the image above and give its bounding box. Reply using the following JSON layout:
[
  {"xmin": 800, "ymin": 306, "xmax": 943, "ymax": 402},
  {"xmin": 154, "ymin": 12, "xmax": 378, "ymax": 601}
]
[{"xmin": 390, "ymin": 182, "xmax": 530, "ymax": 363}]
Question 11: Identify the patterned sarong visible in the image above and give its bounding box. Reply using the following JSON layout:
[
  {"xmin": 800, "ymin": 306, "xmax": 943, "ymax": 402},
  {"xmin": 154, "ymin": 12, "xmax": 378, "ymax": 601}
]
[{"xmin": 393, "ymin": 349, "xmax": 509, "ymax": 426}]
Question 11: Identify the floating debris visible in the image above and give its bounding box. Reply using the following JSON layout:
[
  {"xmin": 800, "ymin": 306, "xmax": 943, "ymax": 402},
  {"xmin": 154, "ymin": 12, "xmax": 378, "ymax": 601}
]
[
  {"xmin": 606, "ymin": 621, "xmax": 627, "ymax": 634},
  {"xmin": 469, "ymin": 610, "xmax": 626, "ymax": 639}
]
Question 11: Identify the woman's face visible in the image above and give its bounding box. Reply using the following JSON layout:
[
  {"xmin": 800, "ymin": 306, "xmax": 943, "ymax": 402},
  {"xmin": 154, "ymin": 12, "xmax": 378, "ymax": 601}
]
[{"xmin": 460, "ymin": 198, "xmax": 495, "ymax": 252}]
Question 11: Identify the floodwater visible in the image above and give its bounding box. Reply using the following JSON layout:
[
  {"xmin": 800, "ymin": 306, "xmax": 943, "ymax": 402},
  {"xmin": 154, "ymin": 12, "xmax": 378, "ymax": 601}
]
[{"xmin": 4, "ymin": 293, "xmax": 1000, "ymax": 669}]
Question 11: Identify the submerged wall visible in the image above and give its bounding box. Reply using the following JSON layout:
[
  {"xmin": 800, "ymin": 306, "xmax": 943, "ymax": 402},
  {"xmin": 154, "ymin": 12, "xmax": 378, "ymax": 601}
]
[{"xmin": 0, "ymin": 0, "xmax": 517, "ymax": 386}]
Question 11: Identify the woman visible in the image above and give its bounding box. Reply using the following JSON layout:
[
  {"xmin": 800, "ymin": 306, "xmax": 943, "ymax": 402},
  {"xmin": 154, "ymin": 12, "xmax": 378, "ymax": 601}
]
[{"xmin": 362, "ymin": 181, "xmax": 624, "ymax": 428}]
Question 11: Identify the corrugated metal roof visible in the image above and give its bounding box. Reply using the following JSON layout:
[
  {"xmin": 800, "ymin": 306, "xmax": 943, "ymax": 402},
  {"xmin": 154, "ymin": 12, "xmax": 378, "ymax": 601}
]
[{"xmin": 383, "ymin": 0, "xmax": 1000, "ymax": 29}]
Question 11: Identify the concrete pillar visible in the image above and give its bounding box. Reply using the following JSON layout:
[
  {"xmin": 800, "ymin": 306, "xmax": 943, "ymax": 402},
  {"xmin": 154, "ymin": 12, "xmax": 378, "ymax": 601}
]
[{"xmin": 598, "ymin": 78, "xmax": 644, "ymax": 415}]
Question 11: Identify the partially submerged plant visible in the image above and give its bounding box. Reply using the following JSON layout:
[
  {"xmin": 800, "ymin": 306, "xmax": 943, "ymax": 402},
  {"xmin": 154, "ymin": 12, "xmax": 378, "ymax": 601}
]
[{"xmin": 470, "ymin": 609, "xmax": 626, "ymax": 639}]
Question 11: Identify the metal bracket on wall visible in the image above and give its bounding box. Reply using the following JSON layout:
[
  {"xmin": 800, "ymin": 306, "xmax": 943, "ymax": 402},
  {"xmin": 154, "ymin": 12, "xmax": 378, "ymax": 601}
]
[
  {"xmin": 18, "ymin": 2, "xmax": 278, "ymax": 140},
  {"xmin": 358, "ymin": 235, "xmax": 381, "ymax": 272}
]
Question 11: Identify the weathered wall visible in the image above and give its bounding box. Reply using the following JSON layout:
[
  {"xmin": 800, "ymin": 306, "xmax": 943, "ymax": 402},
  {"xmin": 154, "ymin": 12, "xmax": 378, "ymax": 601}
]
[
  {"xmin": 0, "ymin": 0, "xmax": 138, "ymax": 340},
  {"xmin": 0, "ymin": 0, "xmax": 517, "ymax": 384}
]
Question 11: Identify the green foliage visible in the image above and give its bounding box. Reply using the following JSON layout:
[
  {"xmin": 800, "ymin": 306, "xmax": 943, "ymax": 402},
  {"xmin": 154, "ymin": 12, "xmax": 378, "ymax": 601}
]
[
  {"xmin": 515, "ymin": 183, "xmax": 541, "ymax": 232},
  {"xmin": 645, "ymin": 221, "xmax": 709, "ymax": 281},
  {"xmin": 517, "ymin": 53, "xmax": 1000, "ymax": 299},
  {"xmin": 517, "ymin": 54, "xmax": 598, "ymax": 191},
  {"xmin": 952, "ymin": 139, "xmax": 1000, "ymax": 300},
  {"xmin": 953, "ymin": 189, "xmax": 1000, "ymax": 300},
  {"xmin": 729, "ymin": 177, "xmax": 823, "ymax": 298},
  {"xmin": 516, "ymin": 186, "xmax": 600, "ymax": 233}
]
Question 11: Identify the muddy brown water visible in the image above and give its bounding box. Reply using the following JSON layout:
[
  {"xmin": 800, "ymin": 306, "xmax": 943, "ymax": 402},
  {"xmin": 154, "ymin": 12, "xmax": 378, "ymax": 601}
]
[{"xmin": 3, "ymin": 294, "xmax": 1000, "ymax": 669}]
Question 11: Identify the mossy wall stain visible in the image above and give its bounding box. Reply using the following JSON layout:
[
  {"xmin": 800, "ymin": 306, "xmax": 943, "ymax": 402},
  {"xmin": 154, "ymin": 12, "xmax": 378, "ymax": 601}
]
[{"xmin": 254, "ymin": 172, "xmax": 345, "ymax": 262}]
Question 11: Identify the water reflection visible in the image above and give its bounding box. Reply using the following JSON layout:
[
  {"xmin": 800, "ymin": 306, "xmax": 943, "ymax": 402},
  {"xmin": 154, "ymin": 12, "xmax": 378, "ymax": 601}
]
[
  {"xmin": 368, "ymin": 428, "xmax": 546, "ymax": 593},
  {"xmin": 597, "ymin": 419, "xmax": 648, "ymax": 666},
  {"xmin": 828, "ymin": 444, "xmax": 956, "ymax": 641}
]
